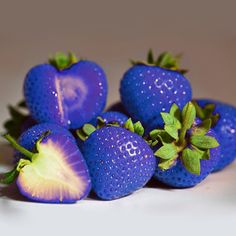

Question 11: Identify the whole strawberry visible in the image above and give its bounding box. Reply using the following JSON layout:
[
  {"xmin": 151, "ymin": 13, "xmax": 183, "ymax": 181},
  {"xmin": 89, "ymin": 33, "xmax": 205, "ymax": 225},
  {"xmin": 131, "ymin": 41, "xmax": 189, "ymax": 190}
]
[
  {"xmin": 193, "ymin": 99, "xmax": 236, "ymax": 172},
  {"xmin": 120, "ymin": 51, "xmax": 192, "ymax": 127},
  {"xmin": 24, "ymin": 52, "xmax": 108, "ymax": 129},
  {"xmin": 78, "ymin": 119, "xmax": 156, "ymax": 200},
  {"xmin": 148, "ymin": 102, "xmax": 220, "ymax": 188},
  {"xmin": 1, "ymin": 132, "xmax": 91, "ymax": 203}
]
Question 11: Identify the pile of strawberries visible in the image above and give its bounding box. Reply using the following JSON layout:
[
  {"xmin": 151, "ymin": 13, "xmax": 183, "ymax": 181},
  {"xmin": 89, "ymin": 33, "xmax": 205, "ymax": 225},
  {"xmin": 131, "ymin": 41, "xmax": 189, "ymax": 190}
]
[{"xmin": 1, "ymin": 51, "xmax": 236, "ymax": 203}]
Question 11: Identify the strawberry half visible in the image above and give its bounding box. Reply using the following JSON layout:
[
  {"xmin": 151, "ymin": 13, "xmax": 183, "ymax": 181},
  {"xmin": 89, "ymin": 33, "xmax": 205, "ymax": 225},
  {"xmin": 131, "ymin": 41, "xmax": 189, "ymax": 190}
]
[{"xmin": 1, "ymin": 133, "xmax": 91, "ymax": 203}]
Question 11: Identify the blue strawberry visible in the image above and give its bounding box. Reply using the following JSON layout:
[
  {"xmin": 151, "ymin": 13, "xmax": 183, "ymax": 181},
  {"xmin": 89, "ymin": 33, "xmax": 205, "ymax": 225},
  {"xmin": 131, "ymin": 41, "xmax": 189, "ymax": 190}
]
[
  {"xmin": 24, "ymin": 52, "xmax": 108, "ymax": 129},
  {"xmin": 148, "ymin": 102, "xmax": 220, "ymax": 188},
  {"xmin": 193, "ymin": 99, "xmax": 236, "ymax": 172},
  {"xmin": 120, "ymin": 50, "xmax": 192, "ymax": 127},
  {"xmin": 1, "ymin": 132, "xmax": 91, "ymax": 203},
  {"xmin": 77, "ymin": 120, "xmax": 156, "ymax": 200},
  {"xmin": 90, "ymin": 111, "xmax": 128, "ymax": 126},
  {"xmin": 15, "ymin": 123, "xmax": 75, "ymax": 160}
]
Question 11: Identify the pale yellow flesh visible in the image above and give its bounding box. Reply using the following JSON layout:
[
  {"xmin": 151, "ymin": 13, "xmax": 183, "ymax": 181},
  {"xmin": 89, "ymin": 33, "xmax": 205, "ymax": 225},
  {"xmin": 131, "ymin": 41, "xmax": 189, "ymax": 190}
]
[{"xmin": 18, "ymin": 140, "xmax": 87, "ymax": 202}]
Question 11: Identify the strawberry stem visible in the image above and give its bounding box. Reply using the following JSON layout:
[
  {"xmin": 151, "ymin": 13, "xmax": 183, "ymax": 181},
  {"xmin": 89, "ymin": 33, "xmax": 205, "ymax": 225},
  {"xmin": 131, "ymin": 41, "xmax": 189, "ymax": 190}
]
[
  {"xmin": 3, "ymin": 134, "xmax": 34, "ymax": 160},
  {"xmin": 49, "ymin": 52, "xmax": 79, "ymax": 70}
]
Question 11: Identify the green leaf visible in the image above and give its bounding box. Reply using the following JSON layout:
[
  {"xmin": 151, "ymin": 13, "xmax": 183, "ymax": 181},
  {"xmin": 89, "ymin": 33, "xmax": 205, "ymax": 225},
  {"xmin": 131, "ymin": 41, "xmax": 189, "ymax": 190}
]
[
  {"xmin": 131, "ymin": 51, "xmax": 187, "ymax": 74},
  {"xmin": 164, "ymin": 125, "xmax": 179, "ymax": 140},
  {"xmin": 204, "ymin": 104, "xmax": 216, "ymax": 117},
  {"xmin": 76, "ymin": 129, "xmax": 87, "ymax": 141},
  {"xmin": 147, "ymin": 49, "xmax": 154, "ymax": 64},
  {"xmin": 192, "ymin": 119, "xmax": 212, "ymax": 136},
  {"xmin": 192, "ymin": 100, "xmax": 205, "ymax": 120},
  {"xmin": 192, "ymin": 146, "xmax": 210, "ymax": 160},
  {"xmin": 149, "ymin": 129, "xmax": 165, "ymax": 140},
  {"xmin": 170, "ymin": 103, "xmax": 181, "ymax": 122},
  {"xmin": 3, "ymin": 100, "xmax": 30, "ymax": 139},
  {"xmin": 96, "ymin": 116, "xmax": 106, "ymax": 129},
  {"xmin": 182, "ymin": 148, "xmax": 201, "ymax": 175},
  {"xmin": 182, "ymin": 102, "xmax": 196, "ymax": 130},
  {"xmin": 190, "ymin": 135, "xmax": 219, "ymax": 149},
  {"xmin": 106, "ymin": 123, "xmax": 120, "ymax": 127},
  {"xmin": 0, "ymin": 167, "xmax": 18, "ymax": 184},
  {"xmin": 161, "ymin": 112, "xmax": 181, "ymax": 129},
  {"xmin": 161, "ymin": 108, "xmax": 181, "ymax": 140},
  {"xmin": 124, "ymin": 118, "xmax": 134, "ymax": 132},
  {"xmin": 35, "ymin": 131, "xmax": 51, "ymax": 151},
  {"xmin": 192, "ymin": 101, "xmax": 219, "ymax": 127},
  {"xmin": 158, "ymin": 158, "xmax": 176, "ymax": 170},
  {"xmin": 158, "ymin": 131, "xmax": 174, "ymax": 144},
  {"xmin": 49, "ymin": 52, "xmax": 78, "ymax": 70},
  {"xmin": 82, "ymin": 124, "xmax": 96, "ymax": 136},
  {"xmin": 154, "ymin": 143, "xmax": 178, "ymax": 160},
  {"xmin": 211, "ymin": 114, "xmax": 220, "ymax": 127},
  {"xmin": 151, "ymin": 139, "xmax": 159, "ymax": 147},
  {"xmin": 17, "ymin": 100, "xmax": 27, "ymax": 108},
  {"xmin": 156, "ymin": 52, "xmax": 177, "ymax": 69},
  {"xmin": 133, "ymin": 121, "xmax": 144, "ymax": 136},
  {"xmin": 161, "ymin": 112, "xmax": 174, "ymax": 125}
]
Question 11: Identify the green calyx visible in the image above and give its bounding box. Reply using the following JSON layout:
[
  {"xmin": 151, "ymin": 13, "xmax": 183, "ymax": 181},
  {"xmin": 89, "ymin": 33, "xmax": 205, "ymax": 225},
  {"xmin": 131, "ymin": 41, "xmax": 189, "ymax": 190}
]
[
  {"xmin": 4, "ymin": 100, "xmax": 29, "ymax": 139},
  {"xmin": 0, "ymin": 132, "xmax": 49, "ymax": 184},
  {"xmin": 130, "ymin": 49, "xmax": 188, "ymax": 74},
  {"xmin": 76, "ymin": 117, "xmax": 145, "ymax": 141},
  {"xmin": 192, "ymin": 100, "xmax": 220, "ymax": 127},
  {"xmin": 49, "ymin": 52, "xmax": 79, "ymax": 70},
  {"xmin": 149, "ymin": 102, "xmax": 219, "ymax": 175}
]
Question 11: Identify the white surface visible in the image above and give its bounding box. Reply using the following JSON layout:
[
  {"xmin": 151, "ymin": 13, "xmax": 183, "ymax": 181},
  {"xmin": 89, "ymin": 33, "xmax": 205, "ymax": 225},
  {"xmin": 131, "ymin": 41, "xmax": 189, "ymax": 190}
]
[
  {"xmin": 1, "ymin": 0, "xmax": 236, "ymax": 235},
  {"xmin": 1, "ymin": 134, "xmax": 236, "ymax": 235}
]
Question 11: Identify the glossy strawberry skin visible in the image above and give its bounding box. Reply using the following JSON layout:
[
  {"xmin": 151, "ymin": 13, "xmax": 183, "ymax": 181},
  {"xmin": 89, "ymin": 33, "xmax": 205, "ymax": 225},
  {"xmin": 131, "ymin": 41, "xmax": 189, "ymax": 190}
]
[
  {"xmin": 120, "ymin": 65, "xmax": 192, "ymax": 127},
  {"xmin": 81, "ymin": 126, "xmax": 156, "ymax": 200},
  {"xmin": 24, "ymin": 60, "xmax": 108, "ymax": 129},
  {"xmin": 153, "ymin": 122, "xmax": 220, "ymax": 188},
  {"xmin": 16, "ymin": 123, "xmax": 75, "ymax": 160},
  {"xmin": 195, "ymin": 99, "xmax": 236, "ymax": 172}
]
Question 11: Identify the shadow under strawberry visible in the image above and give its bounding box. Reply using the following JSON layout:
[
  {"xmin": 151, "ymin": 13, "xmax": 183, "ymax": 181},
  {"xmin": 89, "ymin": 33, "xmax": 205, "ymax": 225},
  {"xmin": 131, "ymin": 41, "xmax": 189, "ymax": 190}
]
[{"xmin": 0, "ymin": 182, "xmax": 28, "ymax": 202}]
